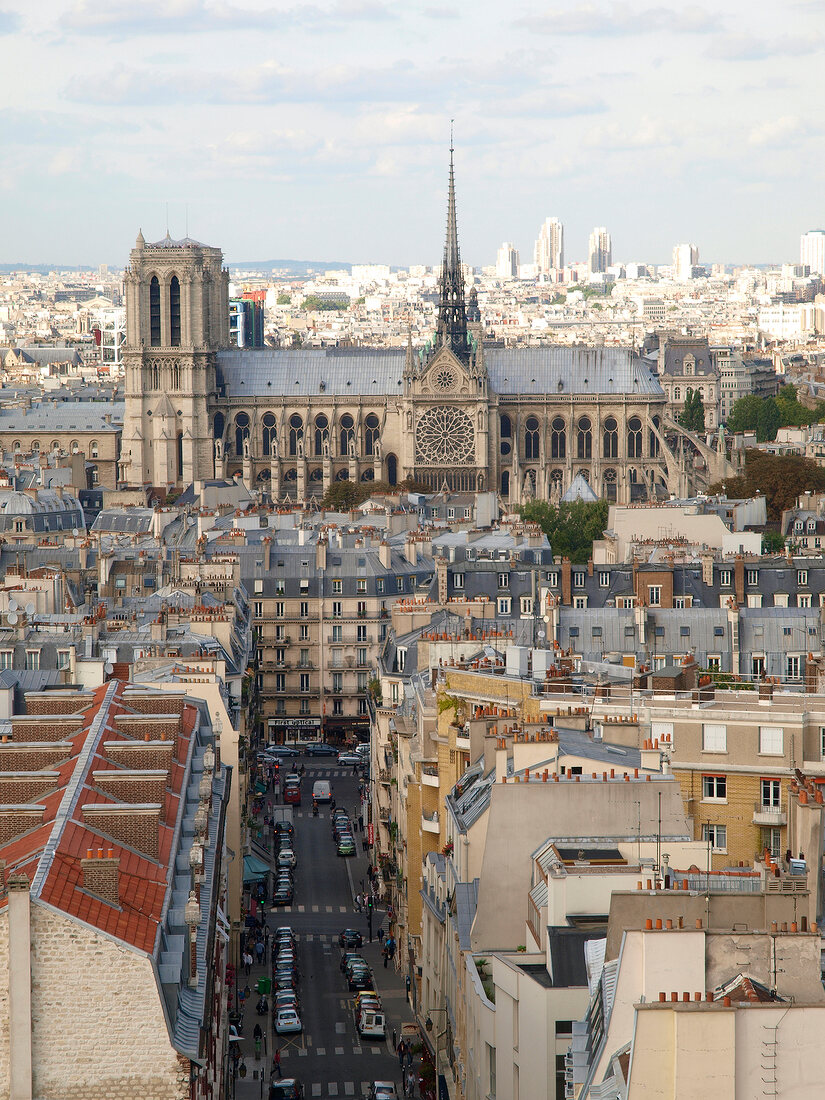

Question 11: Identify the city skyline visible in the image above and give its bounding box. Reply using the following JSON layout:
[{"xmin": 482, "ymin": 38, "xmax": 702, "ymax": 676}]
[{"xmin": 1, "ymin": 0, "xmax": 822, "ymax": 267}]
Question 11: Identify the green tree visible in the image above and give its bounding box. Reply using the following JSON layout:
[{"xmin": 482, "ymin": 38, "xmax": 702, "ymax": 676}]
[
  {"xmin": 518, "ymin": 499, "xmax": 609, "ymax": 563},
  {"xmin": 726, "ymin": 394, "xmax": 763, "ymax": 434},
  {"xmin": 756, "ymin": 399, "xmax": 781, "ymax": 442},
  {"xmin": 761, "ymin": 530, "xmax": 785, "ymax": 553},
  {"xmin": 276, "ymin": 293, "xmax": 291, "ymax": 305},
  {"xmin": 679, "ymin": 388, "xmax": 705, "ymax": 433},
  {"xmin": 708, "ymin": 449, "xmax": 825, "ymax": 522}
]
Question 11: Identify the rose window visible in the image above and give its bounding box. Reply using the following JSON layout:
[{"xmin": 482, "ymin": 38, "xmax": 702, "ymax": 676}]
[
  {"xmin": 433, "ymin": 367, "xmax": 457, "ymax": 391},
  {"xmin": 415, "ymin": 405, "xmax": 475, "ymax": 464}
]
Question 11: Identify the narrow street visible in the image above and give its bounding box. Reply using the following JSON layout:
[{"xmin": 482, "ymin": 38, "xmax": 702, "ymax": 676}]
[{"xmin": 233, "ymin": 756, "xmax": 419, "ymax": 1099}]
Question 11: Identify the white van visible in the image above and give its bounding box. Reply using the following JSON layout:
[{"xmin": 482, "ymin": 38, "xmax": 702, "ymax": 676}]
[
  {"xmin": 356, "ymin": 1008, "xmax": 386, "ymax": 1039},
  {"xmin": 313, "ymin": 780, "xmax": 332, "ymax": 803},
  {"xmin": 355, "ymin": 743, "xmax": 370, "ymax": 760}
]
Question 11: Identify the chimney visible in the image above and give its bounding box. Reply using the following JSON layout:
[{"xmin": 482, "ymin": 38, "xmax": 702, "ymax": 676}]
[
  {"xmin": 81, "ymin": 848, "xmax": 120, "ymax": 906},
  {"xmin": 378, "ymin": 541, "xmax": 392, "ymax": 568},
  {"xmin": 316, "ymin": 538, "xmax": 327, "ymax": 571},
  {"xmin": 405, "ymin": 535, "xmax": 417, "ymax": 565},
  {"xmin": 436, "ymin": 557, "xmax": 448, "ymax": 605},
  {"xmin": 734, "ymin": 555, "xmax": 745, "ymax": 606},
  {"xmin": 561, "ymin": 558, "xmax": 572, "ymax": 606},
  {"xmin": 262, "ymin": 536, "xmax": 271, "ymax": 572}
]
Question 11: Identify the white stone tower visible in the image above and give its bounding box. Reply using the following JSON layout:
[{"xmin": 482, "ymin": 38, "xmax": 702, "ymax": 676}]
[{"xmin": 121, "ymin": 232, "xmax": 229, "ymax": 489}]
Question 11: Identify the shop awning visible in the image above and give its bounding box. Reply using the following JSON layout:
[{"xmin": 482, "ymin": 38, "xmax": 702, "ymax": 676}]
[{"xmin": 243, "ymin": 854, "xmax": 270, "ymax": 882}]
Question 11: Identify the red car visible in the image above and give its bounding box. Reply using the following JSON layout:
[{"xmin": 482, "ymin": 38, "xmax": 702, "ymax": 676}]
[{"xmin": 284, "ymin": 782, "xmax": 301, "ymax": 806}]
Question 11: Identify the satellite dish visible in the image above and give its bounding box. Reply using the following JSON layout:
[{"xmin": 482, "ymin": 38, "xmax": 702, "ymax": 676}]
[
  {"xmin": 7, "ymin": 612, "xmax": 17, "ymax": 625},
  {"xmin": 25, "ymin": 603, "xmax": 35, "ymax": 616},
  {"xmin": 8, "ymin": 599, "xmax": 17, "ymax": 612},
  {"xmin": 537, "ymin": 630, "xmax": 546, "ymax": 639},
  {"xmin": 104, "ymin": 662, "xmax": 114, "ymax": 675}
]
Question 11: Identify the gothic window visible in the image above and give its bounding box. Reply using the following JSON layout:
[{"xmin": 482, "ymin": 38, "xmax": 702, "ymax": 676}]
[
  {"xmin": 674, "ymin": 386, "xmax": 681, "ymax": 400},
  {"xmin": 364, "ymin": 413, "xmax": 380, "ymax": 456},
  {"xmin": 213, "ymin": 413, "xmax": 225, "ymax": 441},
  {"xmin": 415, "ymin": 407, "xmax": 475, "ymax": 464},
  {"xmin": 314, "ymin": 414, "xmax": 329, "ymax": 456},
  {"xmin": 309, "ymin": 467, "xmax": 323, "ymax": 482},
  {"xmin": 172, "ymin": 364, "xmax": 180, "ymax": 390},
  {"xmin": 603, "ymin": 468, "xmax": 617, "ymax": 502},
  {"xmin": 361, "ymin": 468, "xmax": 375, "ymax": 481},
  {"xmin": 152, "ymin": 363, "xmax": 160, "ymax": 389},
  {"xmin": 627, "ymin": 416, "xmax": 643, "ymax": 459},
  {"xmin": 176, "ymin": 431, "xmax": 183, "ymax": 478},
  {"xmin": 235, "ymin": 412, "xmax": 250, "ymax": 456},
  {"xmin": 500, "ymin": 414, "xmax": 512, "ymax": 456},
  {"xmin": 150, "ymin": 276, "xmax": 160, "ymax": 346},
  {"xmin": 551, "ymin": 417, "xmax": 566, "ymax": 460},
  {"xmin": 289, "ymin": 414, "xmax": 303, "ymax": 457},
  {"xmin": 577, "ymin": 416, "xmax": 592, "ymax": 460},
  {"xmin": 602, "ymin": 416, "xmax": 618, "ymax": 458},
  {"xmin": 340, "ymin": 414, "xmax": 354, "ymax": 457},
  {"xmin": 386, "ymin": 453, "xmax": 398, "ymax": 486},
  {"xmin": 650, "ymin": 415, "xmax": 661, "ymax": 457},
  {"xmin": 169, "ymin": 276, "xmax": 181, "ymax": 347},
  {"xmin": 550, "ymin": 468, "xmax": 563, "ymax": 489},
  {"xmin": 262, "ymin": 412, "xmax": 277, "ymax": 457},
  {"xmin": 501, "ymin": 470, "xmax": 510, "ymax": 496},
  {"xmin": 283, "ymin": 467, "xmax": 297, "ymax": 482},
  {"xmin": 335, "ymin": 469, "xmax": 350, "ymax": 481},
  {"xmin": 525, "ymin": 416, "xmax": 540, "ymax": 460}
]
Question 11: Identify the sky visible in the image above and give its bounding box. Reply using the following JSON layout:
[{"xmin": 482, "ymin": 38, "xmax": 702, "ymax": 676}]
[{"xmin": 1, "ymin": 0, "xmax": 823, "ymax": 268}]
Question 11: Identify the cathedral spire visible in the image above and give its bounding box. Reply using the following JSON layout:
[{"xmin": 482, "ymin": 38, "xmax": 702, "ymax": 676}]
[{"xmin": 435, "ymin": 130, "xmax": 469, "ymax": 362}]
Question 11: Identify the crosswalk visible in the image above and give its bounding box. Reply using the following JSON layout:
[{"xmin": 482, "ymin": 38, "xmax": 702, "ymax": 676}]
[
  {"xmin": 276, "ymin": 904, "xmax": 351, "ymax": 914},
  {"xmin": 305, "ymin": 1082, "xmax": 399, "ymax": 1097}
]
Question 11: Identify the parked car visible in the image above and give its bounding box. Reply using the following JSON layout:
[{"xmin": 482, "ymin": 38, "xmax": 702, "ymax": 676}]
[
  {"xmin": 269, "ymin": 1080, "xmax": 304, "ymax": 1100},
  {"xmin": 338, "ymin": 928, "xmax": 363, "ymax": 948},
  {"xmin": 272, "ymin": 886, "xmax": 293, "ymax": 907},
  {"xmin": 368, "ymin": 1085, "xmax": 398, "ymax": 1100},
  {"xmin": 275, "ymin": 1008, "xmax": 302, "ymax": 1035},
  {"xmin": 266, "ymin": 745, "xmax": 301, "ymax": 758},
  {"xmin": 348, "ymin": 967, "xmax": 375, "ymax": 992},
  {"xmin": 305, "ymin": 742, "xmax": 337, "ymax": 756},
  {"xmin": 278, "ymin": 849, "xmax": 297, "ymax": 869},
  {"xmin": 337, "ymin": 836, "xmax": 356, "ymax": 857},
  {"xmin": 356, "ymin": 1007, "xmax": 386, "ymax": 1039},
  {"xmin": 341, "ymin": 952, "xmax": 364, "ymax": 973},
  {"xmin": 337, "ymin": 752, "xmax": 361, "ymax": 766}
]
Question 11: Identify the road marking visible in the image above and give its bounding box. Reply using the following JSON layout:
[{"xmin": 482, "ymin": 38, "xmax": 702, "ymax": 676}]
[
  {"xmin": 339, "ymin": 905, "xmax": 348, "ymax": 913},
  {"xmin": 353, "ymin": 1046, "xmax": 362, "ymax": 1055},
  {"xmin": 328, "ymin": 1085, "xmax": 339, "ymax": 1097},
  {"xmin": 361, "ymin": 1083, "xmax": 371, "ymax": 1096},
  {"xmin": 298, "ymin": 905, "xmax": 306, "ymax": 913},
  {"xmin": 326, "ymin": 905, "xmax": 333, "ymax": 913},
  {"xmin": 336, "ymin": 1022, "xmax": 346, "ymax": 1034},
  {"xmin": 312, "ymin": 905, "xmax": 319, "ymax": 913},
  {"xmin": 371, "ymin": 1046, "xmax": 381, "ymax": 1054},
  {"xmin": 316, "ymin": 1047, "xmax": 325, "ymax": 1055},
  {"xmin": 311, "ymin": 1086, "xmax": 321, "ymax": 1097},
  {"xmin": 344, "ymin": 1084, "xmax": 355, "ymax": 1096},
  {"xmin": 298, "ymin": 1048, "xmax": 308, "ymax": 1057},
  {"xmin": 335, "ymin": 1046, "xmax": 344, "ymax": 1055},
  {"xmin": 305, "ymin": 933, "xmax": 314, "ymax": 942}
]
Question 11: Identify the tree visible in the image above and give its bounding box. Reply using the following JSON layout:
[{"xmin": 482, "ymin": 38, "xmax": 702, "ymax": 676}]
[
  {"xmin": 761, "ymin": 530, "xmax": 785, "ymax": 553},
  {"xmin": 679, "ymin": 387, "xmax": 705, "ymax": 433},
  {"xmin": 756, "ymin": 399, "xmax": 780, "ymax": 442},
  {"xmin": 726, "ymin": 394, "xmax": 764, "ymax": 434},
  {"xmin": 708, "ymin": 449, "xmax": 825, "ymax": 522},
  {"xmin": 276, "ymin": 293, "xmax": 291, "ymax": 305},
  {"xmin": 518, "ymin": 499, "xmax": 609, "ymax": 563}
]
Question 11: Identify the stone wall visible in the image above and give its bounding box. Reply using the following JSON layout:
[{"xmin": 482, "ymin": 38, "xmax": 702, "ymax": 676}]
[{"xmin": 0, "ymin": 902, "xmax": 189, "ymax": 1100}]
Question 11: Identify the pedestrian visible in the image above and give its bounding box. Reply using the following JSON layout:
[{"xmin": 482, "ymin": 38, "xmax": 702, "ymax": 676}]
[
  {"xmin": 377, "ymin": 925, "xmax": 383, "ymax": 942},
  {"xmin": 397, "ymin": 1039, "xmax": 406, "ymax": 1068},
  {"xmin": 273, "ymin": 1048, "xmax": 282, "ymax": 1078},
  {"xmin": 406, "ymin": 1047, "xmax": 413, "ymax": 1069},
  {"xmin": 358, "ymin": 813, "xmax": 363, "ymax": 832},
  {"xmin": 382, "ymin": 947, "xmax": 388, "ymax": 969},
  {"xmin": 243, "ymin": 951, "xmax": 252, "ymax": 977},
  {"xmin": 255, "ymin": 940, "xmax": 264, "ymax": 965},
  {"xmin": 392, "ymin": 1028, "xmax": 397, "ymax": 1052},
  {"xmin": 406, "ymin": 1068, "xmax": 417, "ymax": 1097},
  {"xmin": 355, "ymin": 893, "xmax": 362, "ymax": 913}
]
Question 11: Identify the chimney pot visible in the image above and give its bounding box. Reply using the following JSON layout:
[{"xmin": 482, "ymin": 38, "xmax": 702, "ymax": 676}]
[
  {"xmin": 670, "ymin": 992, "xmax": 678, "ymax": 1002},
  {"xmin": 695, "ymin": 918, "xmax": 703, "ymax": 929},
  {"xmin": 666, "ymin": 919, "xmax": 673, "ymax": 930},
  {"xmin": 658, "ymin": 991, "xmax": 666, "ymax": 1003},
  {"xmin": 682, "ymin": 992, "xmax": 690, "ymax": 1002},
  {"xmin": 655, "ymin": 918, "xmax": 662, "ymax": 930},
  {"xmin": 645, "ymin": 918, "xmax": 653, "ymax": 929},
  {"xmin": 706, "ymin": 992, "xmax": 714, "ymax": 1002},
  {"xmin": 723, "ymin": 996, "xmax": 731, "ymax": 1007}
]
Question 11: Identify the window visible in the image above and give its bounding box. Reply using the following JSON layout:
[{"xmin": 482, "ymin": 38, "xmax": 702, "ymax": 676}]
[
  {"xmin": 357, "ymin": 601, "xmax": 367, "ymax": 618},
  {"xmin": 169, "ymin": 275, "xmax": 181, "ymax": 346},
  {"xmin": 332, "ymin": 601, "xmax": 342, "ymax": 619},
  {"xmin": 759, "ymin": 726, "xmax": 784, "ymax": 755},
  {"xmin": 452, "ymin": 572, "xmax": 464, "ymax": 590},
  {"xmin": 275, "ymin": 674, "xmax": 286, "ymax": 693},
  {"xmin": 299, "ymin": 624, "xmax": 309, "ymax": 641},
  {"xmin": 573, "ymin": 596, "xmax": 588, "ymax": 609},
  {"xmin": 702, "ymin": 775, "xmax": 726, "ymax": 801},
  {"xmin": 275, "ymin": 699, "xmax": 286, "ymax": 715},
  {"xmin": 299, "ymin": 648, "xmax": 310, "ymax": 667},
  {"xmin": 787, "ymin": 655, "xmax": 802, "ymax": 680},
  {"xmin": 762, "ymin": 826, "xmax": 781, "ymax": 860},
  {"xmin": 598, "ymin": 571, "xmax": 610, "ymax": 587},
  {"xmin": 464, "ymin": 507, "xmax": 472, "ymax": 519},
  {"xmin": 376, "ymin": 579, "xmax": 384, "ymax": 594},
  {"xmin": 364, "ymin": 413, "xmax": 380, "ymax": 456},
  {"xmin": 497, "ymin": 572, "xmax": 509, "ymax": 589},
  {"xmin": 0, "ymin": 650, "xmax": 12, "ymax": 670},
  {"xmin": 525, "ymin": 416, "xmax": 540, "ymax": 459},
  {"xmin": 235, "ymin": 411, "xmax": 250, "ymax": 456},
  {"xmin": 551, "ymin": 417, "xmax": 566, "ymax": 459},
  {"xmin": 799, "ymin": 594, "xmax": 812, "ymax": 608},
  {"xmin": 707, "ymin": 655, "xmax": 721, "ymax": 671},
  {"xmin": 447, "ymin": 508, "xmax": 455, "ymax": 520},
  {"xmin": 357, "ymin": 671, "xmax": 368, "ymax": 691},
  {"xmin": 702, "ymin": 723, "xmax": 727, "ymax": 752},
  {"xmin": 719, "ymin": 569, "xmax": 731, "ymax": 587},
  {"xmin": 573, "ymin": 572, "xmax": 585, "ymax": 588},
  {"xmin": 798, "ymin": 570, "xmax": 808, "ymax": 586},
  {"xmin": 576, "ymin": 416, "xmax": 592, "ymax": 459},
  {"xmin": 602, "ymin": 416, "xmax": 618, "ymax": 459},
  {"xmin": 357, "ymin": 624, "xmax": 367, "ymax": 642},
  {"xmin": 488, "ymin": 1043, "xmax": 496, "ymax": 1100},
  {"xmin": 289, "ymin": 413, "xmax": 303, "ymax": 456},
  {"xmin": 253, "ymin": 601, "xmax": 263, "ymax": 617},
  {"xmin": 357, "ymin": 647, "xmax": 367, "ymax": 666},
  {"xmin": 300, "ymin": 673, "xmax": 310, "ymax": 693},
  {"xmin": 275, "ymin": 648, "xmax": 285, "ymax": 666},
  {"xmin": 332, "ymin": 672, "xmax": 343, "ymax": 694},
  {"xmin": 747, "ymin": 569, "xmax": 758, "ymax": 586},
  {"xmin": 339, "ymin": 414, "xmax": 355, "ymax": 456},
  {"xmin": 396, "ymin": 577, "xmax": 404, "ymax": 592},
  {"xmin": 332, "ymin": 624, "xmax": 342, "ymax": 642},
  {"xmin": 90, "ymin": 440, "xmax": 99, "ymax": 459},
  {"xmin": 357, "ymin": 578, "xmax": 367, "ymax": 594},
  {"xmin": 275, "ymin": 601, "xmax": 285, "ymax": 618},
  {"xmin": 648, "ymin": 585, "xmax": 661, "ymax": 607},
  {"xmin": 702, "ymin": 823, "xmax": 727, "ymax": 851},
  {"xmin": 761, "ymin": 779, "xmax": 781, "ymax": 808},
  {"xmin": 546, "ymin": 571, "xmax": 558, "ymax": 587},
  {"xmin": 520, "ymin": 597, "xmax": 533, "ymax": 615},
  {"xmin": 333, "ymin": 699, "xmax": 343, "ymax": 716},
  {"xmin": 149, "ymin": 275, "xmax": 161, "ymax": 345},
  {"xmin": 332, "ymin": 579, "xmax": 342, "ymax": 594},
  {"xmin": 627, "ymin": 416, "xmax": 642, "ymax": 459},
  {"xmin": 497, "ymin": 597, "xmax": 511, "ymax": 615},
  {"xmin": 391, "ymin": 682, "xmax": 399, "ymax": 704},
  {"xmin": 300, "ymin": 698, "xmax": 310, "ymax": 715},
  {"xmin": 300, "ymin": 601, "xmax": 309, "ymax": 618}
]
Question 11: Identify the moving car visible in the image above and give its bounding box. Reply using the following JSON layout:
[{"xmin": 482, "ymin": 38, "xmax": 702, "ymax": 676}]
[
  {"xmin": 269, "ymin": 1080, "xmax": 304, "ymax": 1100},
  {"xmin": 283, "ymin": 783, "xmax": 301, "ymax": 806},
  {"xmin": 368, "ymin": 1085, "xmax": 398, "ymax": 1100},
  {"xmin": 337, "ymin": 752, "xmax": 361, "ymax": 766},
  {"xmin": 338, "ymin": 928, "xmax": 363, "ymax": 948},
  {"xmin": 274, "ymin": 1007, "xmax": 302, "ymax": 1035},
  {"xmin": 304, "ymin": 742, "xmax": 337, "ymax": 756},
  {"xmin": 266, "ymin": 745, "xmax": 300, "ymax": 758},
  {"xmin": 312, "ymin": 780, "xmax": 332, "ymax": 803}
]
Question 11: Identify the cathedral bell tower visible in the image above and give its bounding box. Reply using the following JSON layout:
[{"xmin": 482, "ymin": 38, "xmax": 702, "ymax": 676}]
[{"xmin": 121, "ymin": 232, "xmax": 229, "ymax": 489}]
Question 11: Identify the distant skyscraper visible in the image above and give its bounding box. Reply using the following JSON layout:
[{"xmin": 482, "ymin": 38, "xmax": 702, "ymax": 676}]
[
  {"xmin": 588, "ymin": 227, "xmax": 612, "ymax": 274},
  {"xmin": 673, "ymin": 243, "xmax": 699, "ymax": 280},
  {"xmin": 800, "ymin": 230, "xmax": 825, "ymax": 274},
  {"xmin": 495, "ymin": 242, "xmax": 520, "ymax": 279},
  {"xmin": 534, "ymin": 216, "xmax": 564, "ymax": 273}
]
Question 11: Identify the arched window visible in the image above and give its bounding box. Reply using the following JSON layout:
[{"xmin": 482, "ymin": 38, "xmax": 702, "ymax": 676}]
[
  {"xmin": 169, "ymin": 276, "xmax": 181, "ymax": 347},
  {"xmin": 309, "ymin": 467, "xmax": 323, "ymax": 482},
  {"xmin": 152, "ymin": 363, "xmax": 160, "ymax": 389},
  {"xmin": 627, "ymin": 416, "xmax": 643, "ymax": 459},
  {"xmin": 262, "ymin": 412, "xmax": 277, "ymax": 457},
  {"xmin": 213, "ymin": 413, "xmax": 225, "ymax": 441},
  {"xmin": 551, "ymin": 417, "xmax": 566, "ymax": 460},
  {"xmin": 386, "ymin": 453, "xmax": 398, "ymax": 486},
  {"xmin": 32, "ymin": 440, "xmax": 40, "ymax": 451},
  {"xmin": 364, "ymin": 413, "xmax": 380, "ymax": 456},
  {"xmin": 50, "ymin": 441, "xmax": 59, "ymax": 452},
  {"xmin": 314, "ymin": 414, "xmax": 329, "ymax": 457},
  {"xmin": 525, "ymin": 416, "xmax": 540, "ymax": 460},
  {"xmin": 69, "ymin": 440, "xmax": 78, "ymax": 453},
  {"xmin": 361, "ymin": 468, "xmax": 374, "ymax": 482},
  {"xmin": 176, "ymin": 431, "xmax": 183, "ymax": 478},
  {"xmin": 500, "ymin": 414, "xmax": 512, "ymax": 456},
  {"xmin": 335, "ymin": 469, "xmax": 350, "ymax": 481},
  {"xmin": 577, "ymin": 416, "xmax": 592, "ymax": 460},
  {"xmin": 90, "ymin": 440, "xmax": 99, "ymax": 459},
  {"xmin": 340, "ymin": 414, "xmax": 354, "ymax": 457},
  {"xmin": 235, "ymin": 412, "xmax": 250, "ymax": 456},
  {"xmin": 649, "ymin": 415, "xmax": 660, "ymax": 458},
  {"xmin": 500, "ymin": 470, "xmax": 510, "ymax": 496},
  {"xmin": 12, "ymin": 440, "xmax": 20, "ymax": 452},
  {"xmin": 602, "ymin": 416, "xmax": 618, "ymax": 458},
  {"xmin": 149, "ymin": 276, "xmax": 161, "ymax": 346},
  {"xmin": 674, "ymin": 386, "xmax": 681, "ymax": 400},
  {"xmin": 603, "ymin": 468, "xmax": 617, "ymax": 502},
  {"xmin": 172, "ymin": 364, "xmax": 180, "ymax": 390},
  {"xmin": 289, "ymin": 414, "xmax": 303, "ymax": 457}
]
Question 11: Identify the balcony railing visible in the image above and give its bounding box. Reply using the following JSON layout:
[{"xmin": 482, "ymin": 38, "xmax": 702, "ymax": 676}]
[
  {"xmin": 753, "ymin": 802, "xmax": 787, "ymax": 826},
  {"xmin": 422, "ymin": 810, "xmax": 440, "ymax": 834}
]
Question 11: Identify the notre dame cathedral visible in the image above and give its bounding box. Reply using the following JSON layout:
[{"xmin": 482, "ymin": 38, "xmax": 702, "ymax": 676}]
[{"xmin": 121, "ymin": 155, "xmax": 672, "ymax": 504}]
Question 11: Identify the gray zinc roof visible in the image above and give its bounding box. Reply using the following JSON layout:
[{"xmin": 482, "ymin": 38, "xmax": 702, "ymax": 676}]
[{"xmin": 0, "ymin": 402, "xmax": 124, "ymax": 432}]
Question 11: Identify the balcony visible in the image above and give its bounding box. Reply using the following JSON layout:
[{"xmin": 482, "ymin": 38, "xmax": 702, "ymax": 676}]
[
  {"xmin": 421, "ymin": 767, "xmax": 439, "ymax": 788},
  {"xmin": 753, "ymin": 802, "xmax": 787, "ymax": 827},
  {"xmin": 422, "ymin": 810, "xmax": 440, "ymax": 834},
  {"xmin": 455, "ymin": 732, "xmax": 471, "ymax": 752},
  {"xmin": 379, "ymin": 808, "xmax": 390, "ymax": 824},
  {"xmin": 379, "ymin": 769, "xmax": 391, "ymax": 784}
]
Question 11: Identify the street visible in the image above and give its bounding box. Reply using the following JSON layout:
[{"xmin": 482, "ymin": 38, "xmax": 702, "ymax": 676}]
[{"xmin": 234, "ymin": 756, "xmax": 417, "ymax": 1099}]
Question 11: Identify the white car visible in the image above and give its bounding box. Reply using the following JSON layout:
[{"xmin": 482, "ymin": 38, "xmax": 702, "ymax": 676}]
[
  {"xmin": 274, "ymin": 1007, "xmax": 302, "ymax": 1035},
  {"xmin": 369, "ymin": 1085, "xmax": 398, "ymax": 1100},
  {"xmin": 278, "ymin": 849, "xmax": 296, "ymax": 868}
]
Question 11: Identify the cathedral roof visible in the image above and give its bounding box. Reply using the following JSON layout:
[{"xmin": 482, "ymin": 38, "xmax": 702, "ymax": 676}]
[{"xmin": 215, "ymin": 346, "xmax": 664, "ymax": 398}]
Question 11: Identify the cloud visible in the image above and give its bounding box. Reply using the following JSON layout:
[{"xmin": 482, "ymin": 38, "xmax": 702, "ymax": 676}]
[
  {"xmin": 0, "ymin": 108, "xmax": 137, "ymax": 145},
  {"xmin": 516, "ymin": 3, "xmax": 720, "ymax": 37},
  {"xmin": 60, "ymin": 0, "xmax": 395, "ymax": 38},
  {"xmin": 584, "ymin": 116, "xmax": 685, "ymax": 152},
  {"xmin": 747, "ymin": 116, "xmax": 809, "ymax": 148},
  {"xmin": 708, "ymin": 32, "xmax": 824, "ymax": 60},
  {"xmin": 0, "ymin": 9, "xmax": 18, "ymax": 32}
]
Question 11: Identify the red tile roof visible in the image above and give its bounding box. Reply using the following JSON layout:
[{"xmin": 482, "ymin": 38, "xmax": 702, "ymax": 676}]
[{"xmin": 0, "ymin": 679, "xmax": 196, "ymax": 954}]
